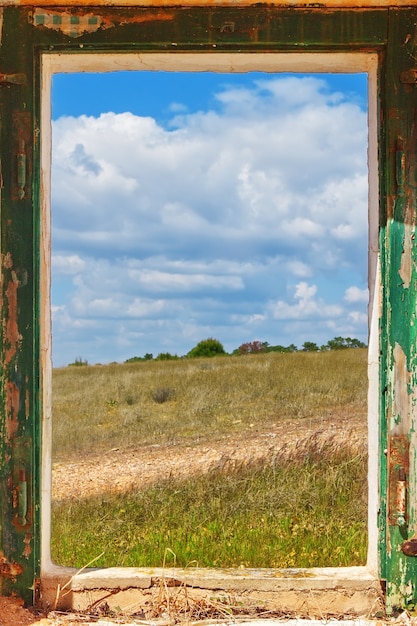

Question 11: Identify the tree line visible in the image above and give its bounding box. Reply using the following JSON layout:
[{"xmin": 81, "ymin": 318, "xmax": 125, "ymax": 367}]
[{"xmin": 123, "ymin": 335, "xmax": 366, "ymax": 364}]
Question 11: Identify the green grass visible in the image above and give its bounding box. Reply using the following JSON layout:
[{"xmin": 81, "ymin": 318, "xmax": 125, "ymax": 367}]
[
  {"xmin": 51, "ymin": 433, "xmax": 367, "ymax": 569},
  {"xmin": 51, "ymin": 349, "xmax": 368, "ymax": 569}
]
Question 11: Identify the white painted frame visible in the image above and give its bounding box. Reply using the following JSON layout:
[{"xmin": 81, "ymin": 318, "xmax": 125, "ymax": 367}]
[{"xmin": 40, "ymin": 51, "xmax": 380, "ymax": 598}]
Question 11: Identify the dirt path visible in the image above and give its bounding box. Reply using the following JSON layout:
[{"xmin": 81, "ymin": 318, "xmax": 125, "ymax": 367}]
[{"xmin": 52, "ymin": 410, "xmax": 367, "ymax": 502}]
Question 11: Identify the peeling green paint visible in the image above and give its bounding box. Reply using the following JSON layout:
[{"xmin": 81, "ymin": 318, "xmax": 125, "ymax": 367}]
[
  {"xmin": 2, "ymin": 3, "xmax": 417, "ymax": 610},
  {"xmin": 380, "ymin": 9, "xmax": 417, "ymax": 613}
]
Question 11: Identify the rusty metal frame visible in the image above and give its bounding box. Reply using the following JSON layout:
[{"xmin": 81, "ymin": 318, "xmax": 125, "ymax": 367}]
[{"xmin": 2, "ymin": 4, "xmax": 417, "ymax": 614}]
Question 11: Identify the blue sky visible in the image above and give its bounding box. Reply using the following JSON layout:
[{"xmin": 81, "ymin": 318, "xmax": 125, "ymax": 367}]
[{"xmin": 51, "ymin": 71, "xmax": 368, "ymax": 366}]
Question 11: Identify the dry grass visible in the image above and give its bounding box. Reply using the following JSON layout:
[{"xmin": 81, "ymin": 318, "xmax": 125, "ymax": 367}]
[
  {"xmin": 51, "ymin": 349, "xmax": 368, "ymax": 572},
  {"xmin": 52, "ymin": 349, "xmax": 367, "ymax": 461}
]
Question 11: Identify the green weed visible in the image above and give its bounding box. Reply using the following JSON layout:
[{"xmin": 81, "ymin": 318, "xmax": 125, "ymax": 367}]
[{"xmin": 51, "ymin": 433, "xmax": 367, "ymax": 569}]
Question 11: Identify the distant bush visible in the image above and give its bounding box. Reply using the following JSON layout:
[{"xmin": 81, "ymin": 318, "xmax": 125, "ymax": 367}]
[
  {"xmin": 266, "ymin": 343, "xmax": 298, "ymax": 353},
  {"xmin": 187, "ymin": 338, "xmax": 226, "ymax": 358},
  {"xmin": 68, "ymin": 357, "xmax": 88, "ymax": 367},
  {"xmin": 125, "ymin": 353, "xmax": 153, "ymax": 363},
  {"xmin": 155, "ymin": 352, "xmax": 179, "ymax": 361},
  {"xmin": 324, "ymin": 336, "xmax": 367, "ymax": 350},
  {"xmin": 152, "ymin": 387, "xmax": 175, "ymax": 403},
  {"xmin": 302, "ymin": 341, "xmax": 319, "ymax": 352},
  {"xmin": 237, "ymin": 341, "xmax": 267, "ymax": 355}
]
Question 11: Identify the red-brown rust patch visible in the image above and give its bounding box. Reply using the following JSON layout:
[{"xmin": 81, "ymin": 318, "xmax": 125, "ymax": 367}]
[
  {"xmin": 4, "ymin": 278, "xmax": 21, "ymax": 366},
  {"xmin": 5, "ymin": 381, "xmax": 20, "ymax": 441},
  {"xmin": 12, "ymin": 481, "xmax": 18, "ymax": 509},
  {"xmin": 0, "ymin": 552, "xmax": 23, "ymax": 579},
  {"xmin": 16, "ymin": 0, "xmax": 417, "ymax": 6},
  {"xmin": 22, "ymin": 533, "xmax": 32, "ymax": 559},
  {"xmin": 25, "ymin": 378, "xmax": 29, "ymax": 420},
  {"xmin": 2, "ymin": 264, "xmax": 22, "ymax": 442},
  {"xmin": 401, "ymin": 536, "xmax": 417, "ymax": 556},
  {"xmin": 106, "ymin": 11, "xmax": 175, "ymax": 27},
  {"xmin": 388, "ymin": 434, "xmax": 410, "ymax": 526}
]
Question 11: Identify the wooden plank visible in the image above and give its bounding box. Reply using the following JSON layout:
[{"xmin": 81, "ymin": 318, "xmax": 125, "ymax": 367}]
[{"xmin": 0, "ymin": 0, "xmax": 414, "ymax": 8}]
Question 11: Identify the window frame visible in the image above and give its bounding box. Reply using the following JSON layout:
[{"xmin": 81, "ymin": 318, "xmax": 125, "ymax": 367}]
[{"xmin": 2, "ymin": 6, "xmax": 417, "ymax": 613}]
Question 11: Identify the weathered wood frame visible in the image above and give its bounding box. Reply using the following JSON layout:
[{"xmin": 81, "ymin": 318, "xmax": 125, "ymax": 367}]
[{"xmin": 1, "ymin": 5, "xmax": 417, "ymax": 614}]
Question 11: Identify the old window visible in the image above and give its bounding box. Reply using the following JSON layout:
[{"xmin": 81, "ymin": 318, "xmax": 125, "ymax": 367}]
[{"xmin": 40, "ymin": 52, "xmax": 380, "ymax": 613}]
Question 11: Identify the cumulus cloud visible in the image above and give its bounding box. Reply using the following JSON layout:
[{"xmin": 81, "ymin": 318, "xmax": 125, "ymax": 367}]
[
  {"xmin": 51, "ymin": 74, "xmax": 369, "ymax": 365},
  {"xmin": 285, "ymin": 260, "xmax": 313, "ymax": 278},
  {"xmin": 269, "ymin": 282, "xmax": 343, "ymax": 321},
  {"xmin": 344, "ymin": 285, "xmax": 369, "ymax": 303},
  {"xmin": 53, "ymin": 254, "xmax": 86, "ymax": 275}
]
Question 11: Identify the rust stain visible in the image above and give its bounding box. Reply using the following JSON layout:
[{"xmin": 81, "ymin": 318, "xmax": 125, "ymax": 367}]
[
  {"xmin": 22, "ymin": 533, "xmax": 32, "ymax": 559},
  {"xmin": 115, "ymin": 11, "xmax": 174, "ymax": 26},
  {"xmin": 388, "ymin": 435, "xmax": 410, "ymax": 526},
  {"xmin": 401, "ymin": 536, "xmax": 417, "ymax": 556},
  {"xmin": 0, "ymin": 552, "xmax": 23, "ymax": 579},
  {"xmin": 14, "ymin": 0, "xmax": 417, "ymax": 6},
  {"xmin": 5, "ymin": 381, "xmax": 19, "ymax": 441},
  {"xmin": 33, "ymin": 8, "xmax": 174, "ymax": 36},
  {"xmin": 1, "ymin": 254, "xmax": 23, "ymax": 443},
  {"xmin": 25, "ymin": 378, "xmax": 29, "ymax": 419},
  {"xmin": 0, "ymin": 73, "xmax": 26, "ymax": 86},
  {"xmin": 12, "ymin": 481, "xmax": 18, "ymax": 509},
  {"xmin": 4, "ymin": 279, "xmax": 22, "ymax": 365}
]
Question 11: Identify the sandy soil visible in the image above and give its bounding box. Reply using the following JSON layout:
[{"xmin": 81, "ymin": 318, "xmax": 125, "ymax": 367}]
[{"xmin": 52, "ymin": 411, "xmax": 366, "ymax": 502}]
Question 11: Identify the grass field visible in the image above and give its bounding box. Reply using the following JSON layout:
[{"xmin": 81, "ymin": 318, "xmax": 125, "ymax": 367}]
[
  {"xmin": 52, "ymin": 349, "xmax": 367, "ymax": 460},
  {"xmin": 51, "ymin": 349, "xmax": 368, "ymax": 569}
]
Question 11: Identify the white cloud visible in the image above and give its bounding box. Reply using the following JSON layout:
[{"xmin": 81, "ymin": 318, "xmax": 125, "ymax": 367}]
[
  {"xmin": 51, "ymin": 75, "xmax": 369, "ymax": 364},
  {"xmin": 132, "ymin": 269, "xmax": 244, "ymax": 292},
  {"xmin": 53, "ymin": 254, "xmax": 86, "ymax": 275},
  {"xmin": 349, "ymin": 311, "xmax": 368, "ymax": 324},
  {"xmin": 127, "ymin": 298, "xmax": 167, "ymax": 317},
  {"xmin": 295, "ymin": 282, "xmax": 317, "ymax": 300},
  {"xmin": 344, "ymin": 285, "xmax": 369, "ymax": 303},
  {"xmin": 280, "ymin": 217, "xmax": 324, "ymax": 239},
  {"xmin": 269, "ymin": 282, "xmax": 343, "ymax": 321},
  {"xmin": 286, "ymin": 260, "xmax": 313, "ymax": 278}
]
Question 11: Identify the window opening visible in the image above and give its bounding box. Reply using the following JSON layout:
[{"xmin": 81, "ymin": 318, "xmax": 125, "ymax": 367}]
[{"xmin": 47, "ymin": 65, "xmax": 371, "ymax": 571}]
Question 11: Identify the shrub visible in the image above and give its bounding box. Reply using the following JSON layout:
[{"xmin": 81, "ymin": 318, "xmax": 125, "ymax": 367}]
[
  {"xmin": 187, "ymin": 338, "xmax": 226, "ymax": 358},
  {"xmin": 152, "ymin": 387, "xmax": 175, "ymax": 403},
  {"xmin": 325, "ymin": 336, "xmax": 367, "ymax": 350},
  {"xmin": 68, "ymin": 356, "xmax": 88, "ymax": 367},
  {"xmin": 266, "ymin": 343, "xmax": 298, "ymax": 353},
  {"xmin": 155, "ymin": 352, "xmax": 179, "ymax": 361},
  {"xmin": 301, "ymin": 341, "xmax": 319, "ymax": 352},
  {"xmin": 125, "ymin": 353, "xmax": 154, "ymax": 363},
  {"xmin": 237, "ymin": 341, "xmax": 267, "ymax": 355}
]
